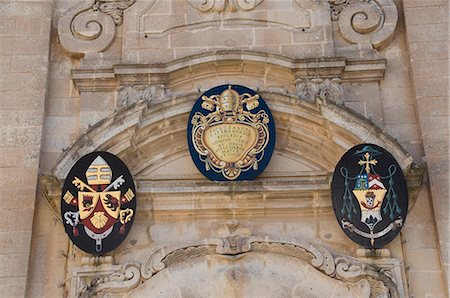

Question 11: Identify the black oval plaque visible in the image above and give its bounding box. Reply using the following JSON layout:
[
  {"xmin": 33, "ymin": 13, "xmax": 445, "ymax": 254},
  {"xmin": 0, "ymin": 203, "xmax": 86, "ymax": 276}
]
[
  {"xmin": 187, "ymin": 84, "xmax": 276, "ymax": 181},
  {"xmin": 61, "ymin": 152, "xmax": 137, "ymax": 254},
  {"xmin": 331, "ymin": 144, "xmax": 408, "ymax": 248}
]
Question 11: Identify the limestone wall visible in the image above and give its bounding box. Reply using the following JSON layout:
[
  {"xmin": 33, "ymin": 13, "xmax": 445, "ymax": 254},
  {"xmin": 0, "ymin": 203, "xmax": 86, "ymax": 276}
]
[
  {"xmin": 0, "ymin": 1, "xmax": 52, "ymax": 296},
  {"xmin": 403, "ymin": 0, "xmax": 450, "ymax": 292}
]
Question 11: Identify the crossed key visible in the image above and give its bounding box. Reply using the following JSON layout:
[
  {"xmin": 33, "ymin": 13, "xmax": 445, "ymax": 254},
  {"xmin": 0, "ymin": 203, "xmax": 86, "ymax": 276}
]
[{"xmin": 72, "ymin": 175, "xmax": 125, "ymax": 193}]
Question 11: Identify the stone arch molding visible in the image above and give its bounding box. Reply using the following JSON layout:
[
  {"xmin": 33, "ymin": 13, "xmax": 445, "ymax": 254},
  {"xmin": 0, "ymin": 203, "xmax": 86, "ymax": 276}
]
[
  {"xmin": 52, "ymin": 87, "xmax": 412, "ymax": 180},
  {"xmin": 72, "ymin": 221, "xmax": 402, "ymax": 297},
  {"xmin": 41, "ymin": 52, "xmax": 425, "ymax": 221}
]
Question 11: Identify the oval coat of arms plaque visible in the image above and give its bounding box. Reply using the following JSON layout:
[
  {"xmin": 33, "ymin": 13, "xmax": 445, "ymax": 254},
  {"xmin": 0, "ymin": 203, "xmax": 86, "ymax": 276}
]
[
  {"xmin": 331, "ymin": 144, "xmax": 408, "ymax": 248},
  {"xmin": 61, "ymin": 152, "xmax": 136, "ymax": 254},
  {"xmin": 187, "ymin": 85, "xmax": 275, "ymax": 181}
]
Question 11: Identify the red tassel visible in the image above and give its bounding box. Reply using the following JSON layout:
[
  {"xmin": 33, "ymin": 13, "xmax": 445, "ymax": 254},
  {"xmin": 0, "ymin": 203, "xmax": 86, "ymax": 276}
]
[
  {"xmin": 73, "ymin": 227, "xmax": 79, "ymax": 237},
  {"xmin": 119, "ymin": 225, "xmax": 125, "ymax": 235}
]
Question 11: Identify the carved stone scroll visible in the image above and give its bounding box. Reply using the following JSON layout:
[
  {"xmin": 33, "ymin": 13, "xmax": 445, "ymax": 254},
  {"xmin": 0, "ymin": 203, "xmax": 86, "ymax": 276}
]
[
  {"xmin": 186, "ymin": 0, "xmax": 264, "ymax": 12},
  {"xmin": 329, "ymin": 0, "xmax": 398, "ymax": 49},
  {"xmin": 76, "ymin": 263, "xmax": 141, "ymax": 298},
  {"xmin": 70, "ymin": 222, "xmax": 402, "ymax": 296},
  {"xmin": 58, "ymin": 0, "xmax": 135, "ymax": 56}
]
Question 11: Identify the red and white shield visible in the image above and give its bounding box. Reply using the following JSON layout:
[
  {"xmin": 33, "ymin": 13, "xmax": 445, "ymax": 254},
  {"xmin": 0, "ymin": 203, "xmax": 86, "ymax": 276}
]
[{"xmin": 78, "ymin": 190, "xmax": 121, "ymax": 234}]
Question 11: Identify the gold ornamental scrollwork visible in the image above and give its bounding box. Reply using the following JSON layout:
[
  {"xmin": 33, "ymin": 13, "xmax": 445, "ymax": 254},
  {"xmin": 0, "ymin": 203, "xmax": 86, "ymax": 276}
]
[{"xmin": 191, "ymin": 86, "xmax": 271, "ymax": 180}]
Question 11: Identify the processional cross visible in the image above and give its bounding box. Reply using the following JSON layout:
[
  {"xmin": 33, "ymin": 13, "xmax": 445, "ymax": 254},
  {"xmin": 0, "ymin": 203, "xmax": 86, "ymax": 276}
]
[{"xmin": 358, "ymin": 152, "xmax": 378, "ymax": 174}]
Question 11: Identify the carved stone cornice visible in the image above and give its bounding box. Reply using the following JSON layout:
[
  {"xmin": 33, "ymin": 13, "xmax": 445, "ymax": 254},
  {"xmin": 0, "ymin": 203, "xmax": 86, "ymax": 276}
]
[
  {"xmin": 185, "ymin": 0, "xmax": 264, "ymax": 12},
  {"xmin": 329, "ymin": 0, "xmax": 398, "ymax": 50},
  {"xmin": 70, "ymin": 51, "xmax": 386, "ymax": 92},
  {"xmin": 58, "ymin": 0, "xmax": 136, "ymax": 57},
  {"xmin": 69, "ymin": 221, "xmax": 402, "ymax": 297}
]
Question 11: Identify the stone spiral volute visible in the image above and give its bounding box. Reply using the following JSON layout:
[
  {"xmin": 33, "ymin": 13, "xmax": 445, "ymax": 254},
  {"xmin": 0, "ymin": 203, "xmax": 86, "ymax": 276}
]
[
  {"xmin": 58, "ymin": 0, "xmax": 135, "ymax": 56},
  {"xmin": 330, "ymin": 0, "xmax": 398, "ymax": 49}
]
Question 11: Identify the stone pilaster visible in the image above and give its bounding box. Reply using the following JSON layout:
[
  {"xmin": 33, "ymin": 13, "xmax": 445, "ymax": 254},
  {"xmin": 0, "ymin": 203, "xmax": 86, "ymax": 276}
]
[
  {"xmin": 403, "ymin": 0, "xmax": 450, "ymax": 293},
  {"xmin": 0, "ymin": 1, "xmax": 52, "ymax": 296}
]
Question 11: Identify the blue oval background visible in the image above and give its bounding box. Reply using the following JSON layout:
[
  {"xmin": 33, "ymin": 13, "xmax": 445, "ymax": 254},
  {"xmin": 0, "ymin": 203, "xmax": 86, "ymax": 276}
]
[{"xmin": 187, "ymin": 85, "xmax": 276, "ymax": 181}]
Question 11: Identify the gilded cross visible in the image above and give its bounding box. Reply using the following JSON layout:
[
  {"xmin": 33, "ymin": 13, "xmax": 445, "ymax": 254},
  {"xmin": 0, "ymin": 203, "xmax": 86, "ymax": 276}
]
[{"xmin": 358, "ymin": 152, "xmax": 378, "ymax": 174}]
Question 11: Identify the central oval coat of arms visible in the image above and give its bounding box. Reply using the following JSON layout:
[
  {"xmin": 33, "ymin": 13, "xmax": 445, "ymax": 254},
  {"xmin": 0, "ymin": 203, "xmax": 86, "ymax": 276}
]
[{"xmin": 187, "ymin": 85, "xmax": 275, "ymax": 181}]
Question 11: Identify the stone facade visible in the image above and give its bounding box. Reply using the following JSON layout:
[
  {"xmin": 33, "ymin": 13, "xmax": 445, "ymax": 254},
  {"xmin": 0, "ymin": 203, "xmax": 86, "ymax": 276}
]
[{"xmin": 0, "ymin": 0, "xmax": 448, "ymax": 297}]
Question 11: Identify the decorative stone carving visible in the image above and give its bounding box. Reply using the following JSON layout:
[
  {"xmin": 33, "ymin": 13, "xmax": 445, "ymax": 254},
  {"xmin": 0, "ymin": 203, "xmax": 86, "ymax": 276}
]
[
  {"xmin": 58, "ymin": 0, "xmax": 136, "ymax": 56},
  {"xmin": 76, "ymin": 263, "xmax": 141, "ymax": 298},
  {"xmin": 69, "ymin": 222, "xmax": 402, "ymax": 297},
  {"xmin": 294, "ymin": 0, "xmax": 322, "ymax": 9},
  {"xmin": 118, "ymin": 84, "xmax": 167, "ymax": 108},
  {"xmin": 93, "ymin": 0, "xmax": 135, "ymax": 25},
  {"xmin": 185, "ymin": 0, "xmax": 264, "ymax": 12},
  {"xmin": 330, "ymin": 0, "xmax": 361, "ymax": 20},
  {"xmin": 329, "ymin": 0, "xmax": 398, "ymax": 50},
  {"xmin": 295, "ymin": 78, "xmax": 343, "ymax": 102}
]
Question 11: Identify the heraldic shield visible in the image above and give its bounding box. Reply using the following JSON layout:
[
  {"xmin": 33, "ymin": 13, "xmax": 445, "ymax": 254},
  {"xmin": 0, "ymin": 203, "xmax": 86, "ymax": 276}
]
[
  {"xmin": 187, "ymin": 85, "xmax": 275, "ymax": 181},
  {"xmin": 331, "ymin": 144, "xmax": 408, "ymax": 248},
  {"xmin": 61, "ymin": 152, "xmax": 136, "ymax": 254}
]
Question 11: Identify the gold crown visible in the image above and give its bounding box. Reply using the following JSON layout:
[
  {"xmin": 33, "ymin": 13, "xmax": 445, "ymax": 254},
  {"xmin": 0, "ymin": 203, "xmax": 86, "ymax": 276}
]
[{"xmin": 219, "ymin": 86, "xmax": 240, "ymax": 112}]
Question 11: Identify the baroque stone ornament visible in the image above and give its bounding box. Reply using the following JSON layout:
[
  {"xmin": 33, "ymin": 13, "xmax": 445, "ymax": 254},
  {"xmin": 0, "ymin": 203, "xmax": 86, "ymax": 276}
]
[
  {"xmin": 186, "ymin": 0, "xmax": 264, "ymax": 12},
  {"xmin": 329, "ymin": 0, "xmax": 398, "ymax": 49},
  {"xmin": 295, "ymin": 78, "xmax": 343, "ymax": 102},
  {"xmin": 187, "ymin": 85, "xmax": 275, "ymax": 181},
  {"xmin": 61, "ymin": 151, "xmax": 137, "ymax": 254},
  {"xmin": 331, "ymin": 144, "xmax": 408, "ymax": 248},
  {"xmin": 69, "ymin": 222, "xmax": 401, "ymax": 297},
  {"xmin": 58, "ymin": 0, "xmax": 136, "ymax": 56},
  {"xmin": 118, "ymin": 84, "xmax": 167, "ymax": 108}
]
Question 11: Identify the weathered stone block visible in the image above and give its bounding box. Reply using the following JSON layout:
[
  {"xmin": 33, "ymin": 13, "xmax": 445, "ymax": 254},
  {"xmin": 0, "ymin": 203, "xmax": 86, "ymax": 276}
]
[
  {"xmin": 0, "ymin": 146, "xmax": 40, "ymax": 168},
  {"xmin": 0, "ymin": 231, "xmax": 32, "ymax": 254},
  {"xmin": 405, "ymin": 5, "xmax": 449, "ymax": 25},
  {"xmin": 403, "ymin": 0, "xmax": 448, "ymax": 8},
  {"xmin": 170, "ymin": 29, "xmax": 254, "ymax": 49},
  {"xmin": 406, "ymin": 23, "xmax": 448, "ymax": 42},
  {"xmin": 0, "ymin": 90, "xmax": 46, "ymax": 110},
  {"xmin": 418, "ymin": 97, "xmax": 449, "ymax": 117},
  {"xmin": 411, "ymin": 59, "xmax": 448, "ymax": 79},
  {"xmin": 383, "ymin": 104, "xmax": 418, "ymax": 124},
  {"xmin": 0, "ymin": 126, "xmax": 43, "ymax": 146},
  {"xmin": 408, "ymin": 41, "xmax": 448, "ymax": 59},
  {"xmin": 0, "ymin": 276, "xmax": 27, "ymax": 297},
  {"xmin": 408, "ymin": 271, "xmax": 447, "ymax": 297},
  {"xmin": 280, "ymin": 44, "xmax": 323, "ymax": 58},
  {"xmin": 0, "ymin": 19, "xmax": 15, "ymax": 37},
  {"xmin": 383, "ymin": 123, "xmax": 422, "ymax": 142},
  {"xmin": 11, "ymin": 55, "xmax": 49, "ymax": 73},
  {"xmin": 254, "ymin": 28, "xmax": 292, "ymax": 45},
  {"xmin": 0, "ymin": 2, "xmax": 52, "ymax": 18},
  {"xmin": 0, "ymin": 254, "xmax": 29, "ymax": 277}
]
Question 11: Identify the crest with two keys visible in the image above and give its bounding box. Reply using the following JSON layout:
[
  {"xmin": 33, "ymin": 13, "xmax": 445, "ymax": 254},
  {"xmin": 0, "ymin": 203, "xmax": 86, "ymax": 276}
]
[{"xmin": 61, "ymin": 151, "xmax": 137, "ymax": 254}]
